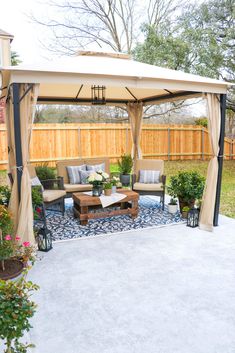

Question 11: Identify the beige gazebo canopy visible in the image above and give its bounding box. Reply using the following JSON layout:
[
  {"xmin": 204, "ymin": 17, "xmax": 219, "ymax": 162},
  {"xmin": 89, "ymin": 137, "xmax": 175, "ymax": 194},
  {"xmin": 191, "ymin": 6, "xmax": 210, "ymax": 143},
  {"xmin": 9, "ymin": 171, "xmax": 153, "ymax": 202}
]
[{"xmin": 0, "ymin": 50, "xmax": 231, "ymax": 242}]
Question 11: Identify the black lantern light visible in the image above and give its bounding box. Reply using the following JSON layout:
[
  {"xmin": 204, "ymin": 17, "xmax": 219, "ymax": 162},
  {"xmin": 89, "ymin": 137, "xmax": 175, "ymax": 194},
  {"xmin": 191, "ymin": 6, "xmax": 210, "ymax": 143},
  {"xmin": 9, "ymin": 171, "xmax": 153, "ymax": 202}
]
[
  {"xmin": 91, "ymin": 85, "xmax": 106, "ymax": 105},
  {"xmin": 37, "ymin": 227, "xmax": 53, "ymax": 252},
  {"xmin": 187, "ymin": 208, "xmax": 200, "ymax": 228}
]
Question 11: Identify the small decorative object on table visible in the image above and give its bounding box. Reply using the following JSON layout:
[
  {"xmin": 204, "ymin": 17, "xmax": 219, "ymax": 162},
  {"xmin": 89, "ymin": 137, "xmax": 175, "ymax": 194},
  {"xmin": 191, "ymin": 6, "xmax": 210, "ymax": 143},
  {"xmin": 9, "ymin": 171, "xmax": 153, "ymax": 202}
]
[
  {"xmin": 104, "ymin": 182, "xmax": 112, "ymax": 196},
  {"xmin": 168, "ymin": 197, "xmax": 178, "ymax": 214},
  {"xmin": 37, "ymin": 227, "xmax": 53, "ymax": 252},
  {"xmin": 111, "ymin": 176, "xmax": 120, "ymax": 193},
  {"xmin": 87, "ymin": 170, "xmax": 109, "ymax": 196},
  {"xmin": 187, "ymin": 208, "xmax": 200, "ymax": 228}
]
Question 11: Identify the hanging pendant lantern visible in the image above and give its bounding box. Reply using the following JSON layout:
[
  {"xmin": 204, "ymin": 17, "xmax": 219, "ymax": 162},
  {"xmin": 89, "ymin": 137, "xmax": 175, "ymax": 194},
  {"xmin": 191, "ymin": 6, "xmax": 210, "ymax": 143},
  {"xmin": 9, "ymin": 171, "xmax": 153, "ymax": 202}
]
[{"xmin": 91, "ymin": 85, "xmax": 106, "ymax": 105}]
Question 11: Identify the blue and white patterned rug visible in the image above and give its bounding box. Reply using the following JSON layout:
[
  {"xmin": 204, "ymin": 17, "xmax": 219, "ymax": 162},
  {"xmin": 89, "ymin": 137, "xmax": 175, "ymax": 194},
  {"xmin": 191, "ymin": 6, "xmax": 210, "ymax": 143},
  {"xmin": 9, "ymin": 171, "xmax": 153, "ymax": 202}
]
[{"xmin": 45, "ymin": 196, "xmax": 184, "ymax": 242}]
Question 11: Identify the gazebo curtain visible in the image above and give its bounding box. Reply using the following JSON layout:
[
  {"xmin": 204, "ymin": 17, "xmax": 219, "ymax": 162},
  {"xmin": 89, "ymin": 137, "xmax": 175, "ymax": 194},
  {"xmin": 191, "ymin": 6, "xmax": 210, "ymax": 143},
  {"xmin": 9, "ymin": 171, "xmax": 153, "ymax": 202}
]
[
  {"xmin": 128, "ymin": 102, "xmax": 143, "ymax": 164},
  {"xmin": 199, "ymin": 93, "xmax": 221, "ymax": 231},
  {"xmin": 7, "ymin": 83, "xmax": 39, "ymax": 243}
]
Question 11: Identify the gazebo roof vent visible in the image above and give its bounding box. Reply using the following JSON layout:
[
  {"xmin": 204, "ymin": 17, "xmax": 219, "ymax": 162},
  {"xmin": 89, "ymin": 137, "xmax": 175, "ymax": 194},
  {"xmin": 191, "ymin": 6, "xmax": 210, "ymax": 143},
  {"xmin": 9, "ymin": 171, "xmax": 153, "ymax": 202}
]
[{"xmin": 75, "ymin": 50, "xmax": 131, "ymax": 60}]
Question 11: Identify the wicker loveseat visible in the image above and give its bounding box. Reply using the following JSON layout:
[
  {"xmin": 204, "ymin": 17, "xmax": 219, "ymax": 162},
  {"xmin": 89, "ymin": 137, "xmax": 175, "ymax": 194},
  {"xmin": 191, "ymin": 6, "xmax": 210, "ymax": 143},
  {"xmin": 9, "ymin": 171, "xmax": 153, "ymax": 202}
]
[{"xmin": 56, "ymin": 157, "xmax": 110, "ymax": 197}]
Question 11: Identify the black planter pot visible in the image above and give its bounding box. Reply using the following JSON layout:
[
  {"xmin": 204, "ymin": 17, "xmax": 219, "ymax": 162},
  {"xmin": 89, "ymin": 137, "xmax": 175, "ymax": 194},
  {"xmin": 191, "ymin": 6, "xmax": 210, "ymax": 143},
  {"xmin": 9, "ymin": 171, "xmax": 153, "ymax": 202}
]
[{"xmin": 120, "ymin": 174, "xmax": 131, "ymax": 186}]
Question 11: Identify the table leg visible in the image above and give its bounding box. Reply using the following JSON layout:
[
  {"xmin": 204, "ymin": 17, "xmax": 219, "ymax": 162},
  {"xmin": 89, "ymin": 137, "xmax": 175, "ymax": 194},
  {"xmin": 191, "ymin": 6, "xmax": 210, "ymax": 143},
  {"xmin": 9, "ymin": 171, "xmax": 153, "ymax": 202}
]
[{"xmin": 80, "ymin": 206, "xmax": 88, "ymax": 225}]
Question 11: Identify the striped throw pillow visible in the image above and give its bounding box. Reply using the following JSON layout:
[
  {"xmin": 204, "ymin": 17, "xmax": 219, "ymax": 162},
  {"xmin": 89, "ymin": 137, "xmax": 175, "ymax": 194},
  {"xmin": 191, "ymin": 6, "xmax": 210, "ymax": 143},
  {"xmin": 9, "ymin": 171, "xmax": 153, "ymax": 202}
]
[
  {"xmin": 66, "ymin": 165, "xmax": 86, "ymax": 184},
  {"xmin": 139, "ymin": 170, "xmax": 160, "ymax": 184}
]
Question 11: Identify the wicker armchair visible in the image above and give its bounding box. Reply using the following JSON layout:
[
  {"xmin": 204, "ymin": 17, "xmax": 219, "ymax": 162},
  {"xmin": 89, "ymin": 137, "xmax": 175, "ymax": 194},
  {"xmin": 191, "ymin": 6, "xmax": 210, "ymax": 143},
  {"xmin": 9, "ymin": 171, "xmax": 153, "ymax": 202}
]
[
  {"xmin": 28, "ymin": 165, "xmax": 66, "ymax": 215},
  {"xmin": 132, "ymin": 159, "xmax": 166, "ymax": 210}
]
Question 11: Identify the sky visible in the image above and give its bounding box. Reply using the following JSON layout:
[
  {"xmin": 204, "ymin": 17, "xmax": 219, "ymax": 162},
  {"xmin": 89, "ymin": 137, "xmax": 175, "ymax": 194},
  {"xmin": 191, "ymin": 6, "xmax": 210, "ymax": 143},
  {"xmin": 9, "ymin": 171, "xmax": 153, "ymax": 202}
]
[{"xmin": 0, "ymin": 0, "xmax": 53, "ymax": 64}]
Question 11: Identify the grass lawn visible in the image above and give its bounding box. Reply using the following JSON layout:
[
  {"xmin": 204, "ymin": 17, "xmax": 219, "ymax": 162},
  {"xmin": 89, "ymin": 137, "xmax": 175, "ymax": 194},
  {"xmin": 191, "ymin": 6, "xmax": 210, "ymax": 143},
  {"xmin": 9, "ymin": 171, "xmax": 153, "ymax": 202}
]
[{"xmin": 1, "ymin": 160, "xmax": 234, "ymax": 218}]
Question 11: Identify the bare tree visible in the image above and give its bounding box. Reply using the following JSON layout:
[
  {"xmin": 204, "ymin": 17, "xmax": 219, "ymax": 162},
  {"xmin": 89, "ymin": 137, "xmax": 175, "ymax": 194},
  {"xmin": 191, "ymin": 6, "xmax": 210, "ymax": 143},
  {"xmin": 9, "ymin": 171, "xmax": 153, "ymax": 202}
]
[{"xmin": 31, "ymin": 0, "xmax": 139, "ymax": 55}]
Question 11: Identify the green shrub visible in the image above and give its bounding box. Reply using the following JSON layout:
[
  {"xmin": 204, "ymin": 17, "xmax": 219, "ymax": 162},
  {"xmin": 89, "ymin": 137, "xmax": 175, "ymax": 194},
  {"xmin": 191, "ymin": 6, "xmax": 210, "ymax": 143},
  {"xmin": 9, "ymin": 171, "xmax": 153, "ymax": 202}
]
[
  {"xmin": 195, "ymin": 118, "xmax": 208, "ymax": 128},
  {"xmin": 0, "ymin": 186, "xmax": 11, "ymax": 207},
  {"xmin": 35, "ymin": 164, "xmax": 56, "ymax": 181},
  {"xmin": 0, "ymin": 206, "xmax": 13, "ymax": 237},
  {"xmin": 168, "ymin": 171, "xmax": 205, "ymax": 202},
  {"xmin": 0, "ymin": 271, "xmax": 39, "ymax": 353},
  {"xmin": 118, "ymin": 154, "xmax": 133, "ymax": 174}
]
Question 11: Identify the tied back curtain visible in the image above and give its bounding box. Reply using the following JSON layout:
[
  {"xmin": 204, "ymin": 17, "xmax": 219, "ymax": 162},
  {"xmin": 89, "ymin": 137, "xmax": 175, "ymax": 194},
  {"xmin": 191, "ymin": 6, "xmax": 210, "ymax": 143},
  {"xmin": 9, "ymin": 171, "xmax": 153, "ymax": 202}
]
[
  {"xmin": 128, "ymin": 102, "xmax": 143, "ymax": 164},
  {"xmin": 7, "ymin": 83, "xmax": 39, "ymax": 243},
  {"xmin": 199, "ymin": 93, "xmax": 221, "ymax": 232}
]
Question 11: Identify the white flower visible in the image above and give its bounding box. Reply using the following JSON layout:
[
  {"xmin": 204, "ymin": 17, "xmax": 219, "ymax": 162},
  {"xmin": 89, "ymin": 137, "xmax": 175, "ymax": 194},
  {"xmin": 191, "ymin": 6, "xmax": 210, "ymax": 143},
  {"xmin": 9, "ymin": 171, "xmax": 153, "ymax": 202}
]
[
  {"xmin": 102, "ymin": 172, "xmax": 109, "ymax": 179},
  {"xmin": 95, "ymin": 174, "xmax": 103, "ymax": 181},
  {"xmin": 88, "ymin": 174, "xmax": 95, "ymax": 182}
]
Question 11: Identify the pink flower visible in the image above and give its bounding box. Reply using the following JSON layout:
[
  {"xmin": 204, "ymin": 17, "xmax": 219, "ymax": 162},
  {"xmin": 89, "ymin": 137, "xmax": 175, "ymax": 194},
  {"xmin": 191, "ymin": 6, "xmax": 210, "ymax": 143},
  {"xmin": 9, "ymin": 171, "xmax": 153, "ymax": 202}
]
[
  {"xmin": 23, "ymin": 241, "xmax": 30, "ymax": 247},
  {"xmin": 15, "ymin": 236, "xmax": 21, "ymax": 241},
  {"xmin": 5, "ymin": 235, "xmax": 11, "ymax": 241}
]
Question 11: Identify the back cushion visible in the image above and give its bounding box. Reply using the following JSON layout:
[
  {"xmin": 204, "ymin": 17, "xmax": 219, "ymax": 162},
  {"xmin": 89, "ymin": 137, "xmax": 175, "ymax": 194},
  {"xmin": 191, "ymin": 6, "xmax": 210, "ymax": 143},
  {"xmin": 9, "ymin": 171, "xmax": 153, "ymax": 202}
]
[
  {"xmin": 86, "ymin": 163, "xmax": 105, "ymax": 172},
  {"xmin": 66, "ymin": 165, "xmax": 86, "ymax": 184}
]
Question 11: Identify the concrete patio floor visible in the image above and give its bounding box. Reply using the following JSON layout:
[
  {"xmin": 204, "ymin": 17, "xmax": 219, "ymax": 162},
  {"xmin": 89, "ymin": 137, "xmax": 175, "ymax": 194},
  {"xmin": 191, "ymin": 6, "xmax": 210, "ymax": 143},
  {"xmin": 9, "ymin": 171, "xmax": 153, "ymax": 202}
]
[{"xmin": 28, "ymin": 215, "xmax": 235, "ymax": 353}]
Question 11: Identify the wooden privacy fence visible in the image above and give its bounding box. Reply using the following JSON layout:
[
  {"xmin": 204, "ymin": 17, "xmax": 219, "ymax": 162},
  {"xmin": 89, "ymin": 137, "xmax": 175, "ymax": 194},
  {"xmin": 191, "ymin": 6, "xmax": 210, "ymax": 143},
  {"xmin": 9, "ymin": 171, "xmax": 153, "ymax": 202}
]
[{"xmin": 0, "ymin": 123, "xmax": 234, "ymax": 169}]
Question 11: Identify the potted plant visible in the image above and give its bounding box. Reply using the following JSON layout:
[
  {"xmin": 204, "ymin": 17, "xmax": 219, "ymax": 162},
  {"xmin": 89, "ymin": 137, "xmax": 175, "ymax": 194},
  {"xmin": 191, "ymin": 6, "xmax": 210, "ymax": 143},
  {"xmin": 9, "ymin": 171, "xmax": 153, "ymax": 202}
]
[
  {"xmin": 182, "ymin": 206, "xmax": 190, "ymax": 219},
  {"xmin": 118, "ymin": 154, "xmax": 133, "ymax": 186},
  {"xmin": 168, "ymin": 197, "xmax": 178, "ymax": 214},
  {"xmin": 0, "ymin": 269, "xmax": 39, "ymax": 353},
  {"xmin": 111, "ymin": 176, "xmax": 119, "ymax": 193},
  {"xmin": 103, "ymin": 181, "xmax": 112, "ymax": 196},
  {"xmin": 87, "ymin": 170, "xmax": 109, "ymax": 196},
  {"xmin": 167, "ymin": 171, "xmax": 205, "ymax": 212},
  {"xmin": 35, "ymin": 163, "xmax": 56, "ymax": 189},
  {"xmin": 0, "ymin": 186, "xmax": 11, "ymax": 207}
]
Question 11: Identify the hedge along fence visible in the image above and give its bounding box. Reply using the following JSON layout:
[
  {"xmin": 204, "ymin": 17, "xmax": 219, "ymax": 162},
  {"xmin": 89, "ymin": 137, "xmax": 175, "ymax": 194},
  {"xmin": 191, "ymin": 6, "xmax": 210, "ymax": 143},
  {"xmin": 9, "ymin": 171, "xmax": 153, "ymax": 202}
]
[{"xmin": 0, "ymin": 123, "xmax": 234, "ymax": 170}]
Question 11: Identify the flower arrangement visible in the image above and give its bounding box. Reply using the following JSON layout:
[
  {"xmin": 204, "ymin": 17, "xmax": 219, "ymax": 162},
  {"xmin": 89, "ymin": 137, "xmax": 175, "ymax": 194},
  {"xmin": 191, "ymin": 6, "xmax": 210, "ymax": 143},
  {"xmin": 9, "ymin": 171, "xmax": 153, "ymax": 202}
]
[{"xmin": 87, "ymin": 170, "xmax": 109, "ymax": 186}]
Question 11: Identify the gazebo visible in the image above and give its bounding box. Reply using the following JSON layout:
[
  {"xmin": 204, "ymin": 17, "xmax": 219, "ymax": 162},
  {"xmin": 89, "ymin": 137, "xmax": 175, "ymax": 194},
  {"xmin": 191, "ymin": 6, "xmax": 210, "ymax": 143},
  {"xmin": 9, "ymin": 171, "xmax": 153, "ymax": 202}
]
[{"xmin": 0, "ymin": 51, "xmax": 231, "ymax": 242}]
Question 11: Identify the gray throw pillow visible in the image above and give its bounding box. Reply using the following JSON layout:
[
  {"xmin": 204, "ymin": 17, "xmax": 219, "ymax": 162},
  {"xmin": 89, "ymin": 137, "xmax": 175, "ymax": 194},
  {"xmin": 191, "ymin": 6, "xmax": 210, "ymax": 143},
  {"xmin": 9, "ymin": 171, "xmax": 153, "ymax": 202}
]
[
  {"xmin": 86, "ymin": 163, "xmax": 105, "ymax": 172},
  {"xmin": 80, "ymin": 170, "xmax": 95, "ymax": 184},
  {"xmin": 139, "ymin": 170, "xmax": 160, "ymax": 184},
  {"xmin": 66, "ymin": 165, "xmax": 86, "ymax": 184}
]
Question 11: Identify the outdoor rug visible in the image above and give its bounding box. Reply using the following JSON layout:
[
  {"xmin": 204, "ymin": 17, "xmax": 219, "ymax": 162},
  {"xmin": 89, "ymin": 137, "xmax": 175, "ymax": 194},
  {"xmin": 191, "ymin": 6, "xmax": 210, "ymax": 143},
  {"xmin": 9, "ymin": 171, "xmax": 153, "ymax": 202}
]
[{"xmin": 45, "ymin": 196, "xmax": 184, "ymax": 241}]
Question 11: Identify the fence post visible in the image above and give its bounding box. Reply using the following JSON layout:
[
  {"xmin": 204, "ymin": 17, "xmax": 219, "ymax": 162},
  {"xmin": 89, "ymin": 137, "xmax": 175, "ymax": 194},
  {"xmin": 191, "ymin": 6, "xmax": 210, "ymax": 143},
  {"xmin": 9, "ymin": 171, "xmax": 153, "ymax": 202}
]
[
  {"xmin": 167, "ymin": 128, "xmax": 171, "ymax": 161},
  {"xmin": 201, "ymin": 128, "xmax": 204, "ymax": 160},
  {"xmin": 78, "ymin": 127, "xmax": 82, "ymax": 158},
  {"xmin": 126, "ymin": 127, "xmax": 129, "ymax": 153}
]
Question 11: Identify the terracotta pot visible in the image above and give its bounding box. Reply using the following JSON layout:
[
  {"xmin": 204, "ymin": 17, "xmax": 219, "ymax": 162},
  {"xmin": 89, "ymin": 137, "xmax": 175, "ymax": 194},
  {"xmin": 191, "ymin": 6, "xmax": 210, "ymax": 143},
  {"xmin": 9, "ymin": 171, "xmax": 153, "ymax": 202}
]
[
  {"xmin": 0, "ymin": 259, "xmax": 25, "ymax": 281},
  {"xmin": 104, "ymin": 189, "xmax": 112, "ymax": 196}
]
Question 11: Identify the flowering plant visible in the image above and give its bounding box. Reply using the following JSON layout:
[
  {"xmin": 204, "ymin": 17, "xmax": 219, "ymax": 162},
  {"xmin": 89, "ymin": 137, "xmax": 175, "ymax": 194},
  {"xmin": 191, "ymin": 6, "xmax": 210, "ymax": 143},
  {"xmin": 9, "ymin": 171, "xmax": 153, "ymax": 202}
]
[
  {"xmin": 87, "ymin": 170, "xmax": 109, "ymax": 186},
  {"xmin": 111, "ymin": 176, "xmax": 119, "ymax": 186},
  {"xmin": 0, "ymin": 231, "xmax": 37, "ymax": 272}
]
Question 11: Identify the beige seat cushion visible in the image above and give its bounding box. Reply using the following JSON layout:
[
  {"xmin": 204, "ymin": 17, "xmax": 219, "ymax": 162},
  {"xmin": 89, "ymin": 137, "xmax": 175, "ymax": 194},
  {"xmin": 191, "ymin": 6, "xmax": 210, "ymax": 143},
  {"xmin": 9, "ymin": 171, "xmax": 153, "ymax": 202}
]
[
  {"xmin": 133, "ymin": 182, "xmax": 163, "ymax": 191},
  {"xmin": 43, "ymin": 190, "xmax": 66, "ymax": 203},
  {"xmin": 64, "ymin": 183, "xmax": 93, "ymax": 193}
]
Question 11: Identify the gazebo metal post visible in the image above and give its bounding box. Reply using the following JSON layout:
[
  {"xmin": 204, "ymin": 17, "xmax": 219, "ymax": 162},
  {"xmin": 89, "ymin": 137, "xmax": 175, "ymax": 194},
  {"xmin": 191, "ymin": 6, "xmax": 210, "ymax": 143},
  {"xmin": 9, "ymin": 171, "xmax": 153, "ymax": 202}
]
[
  {"xmin": 12, "ymin": 82, "xmax": 23, "ymax": 201},
  {"xmin": 213, "ymin": 93, "xmax": 226, "ymax": 226}
]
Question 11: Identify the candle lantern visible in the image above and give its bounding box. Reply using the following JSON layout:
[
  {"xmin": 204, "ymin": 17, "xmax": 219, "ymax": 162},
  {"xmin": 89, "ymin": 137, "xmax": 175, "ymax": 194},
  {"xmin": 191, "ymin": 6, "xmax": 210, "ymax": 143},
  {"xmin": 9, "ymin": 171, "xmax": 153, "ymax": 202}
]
[
  {"xmin": 91, "ymin": 85, "xmax": 106, "ymax": 105},
  {"xmin": 187, "ymin": 208, "xmax": 200, "ymax": 228},
  {"xmin": 37, "ymin": 227, "xmax": 53, "ymax": 252}
]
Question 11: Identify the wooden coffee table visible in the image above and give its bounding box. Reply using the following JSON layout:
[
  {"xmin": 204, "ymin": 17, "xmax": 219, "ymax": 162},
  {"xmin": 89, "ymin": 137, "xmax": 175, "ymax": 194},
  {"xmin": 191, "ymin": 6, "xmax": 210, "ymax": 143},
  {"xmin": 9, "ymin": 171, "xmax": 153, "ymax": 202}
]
[{"xmin": 73, "ymin": 189, "xmax": 139, "ymax": 225}]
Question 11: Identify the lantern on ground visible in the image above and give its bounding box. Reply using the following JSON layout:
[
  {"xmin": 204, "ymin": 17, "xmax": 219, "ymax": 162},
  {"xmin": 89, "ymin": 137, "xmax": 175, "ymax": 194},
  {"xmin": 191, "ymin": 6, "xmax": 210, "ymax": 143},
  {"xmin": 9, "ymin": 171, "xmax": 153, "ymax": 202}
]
[
  {"xmin": 187, "ymin": 208, "xmax": 200, "ymax": 228},
  {"xmin": 37, "ymin": 227, "xmax": 53, "ymax": 252}
]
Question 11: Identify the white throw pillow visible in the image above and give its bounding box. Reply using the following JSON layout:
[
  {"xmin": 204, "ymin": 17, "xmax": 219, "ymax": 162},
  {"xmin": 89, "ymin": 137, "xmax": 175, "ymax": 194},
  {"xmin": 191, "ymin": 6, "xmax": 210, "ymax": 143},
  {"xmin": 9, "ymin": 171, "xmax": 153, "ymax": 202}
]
[
  {"xmin": 66, "ymin": 165, "xmax": 86, "ymax": 184},
  {"xmin": 139, "ymin": 170, "xmax": 160, "ymax": 184},
  {"xmin": 86, "ymin": 163, "xmax": 105, "ymax": 172},
  {"xmin": 31, "ymin": 176, "xmax": 44, "ymax": 191}
]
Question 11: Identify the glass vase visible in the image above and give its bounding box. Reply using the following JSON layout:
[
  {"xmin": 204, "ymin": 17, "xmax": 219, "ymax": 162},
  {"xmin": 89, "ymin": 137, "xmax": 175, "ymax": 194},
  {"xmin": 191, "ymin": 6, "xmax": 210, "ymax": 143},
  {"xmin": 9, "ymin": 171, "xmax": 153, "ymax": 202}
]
[{"xmin": 92, "ymin": 185, "xmax": 103, "ymax": 196}]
